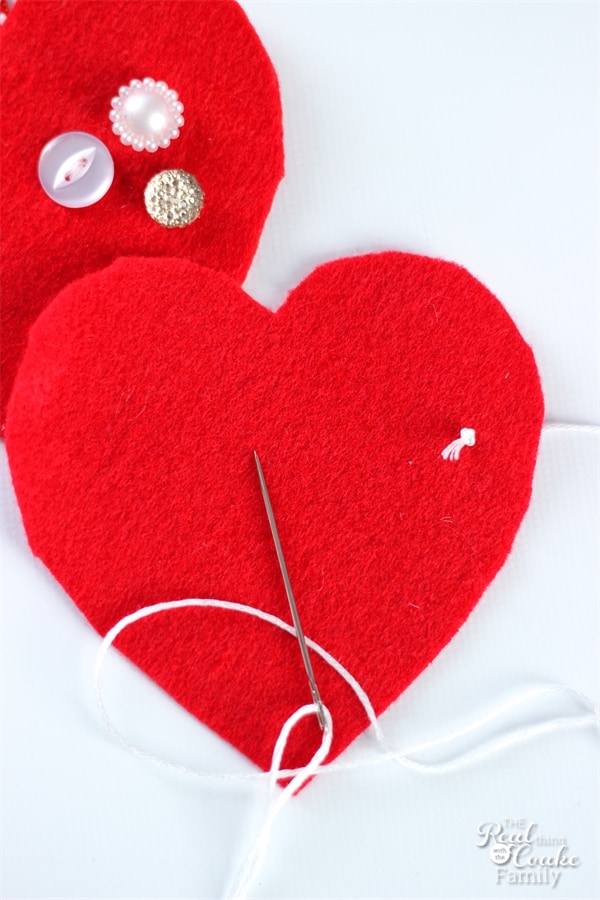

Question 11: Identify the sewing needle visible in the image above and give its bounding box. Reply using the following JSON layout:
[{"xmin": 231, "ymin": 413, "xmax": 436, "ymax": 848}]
[{"xmin": 253, "ymin": 451, "xmax": 327, "ymax": 731}]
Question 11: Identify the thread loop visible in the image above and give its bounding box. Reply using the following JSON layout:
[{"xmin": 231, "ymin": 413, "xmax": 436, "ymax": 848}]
[{"xmin": 95, "ymin": 596, "xmax": 598, "ymax": 897}]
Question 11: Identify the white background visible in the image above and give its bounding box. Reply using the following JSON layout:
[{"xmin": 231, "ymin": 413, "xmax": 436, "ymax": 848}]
[{"xmin": 1, "ymin": 1, "xmax": 598, "ymax": 899}]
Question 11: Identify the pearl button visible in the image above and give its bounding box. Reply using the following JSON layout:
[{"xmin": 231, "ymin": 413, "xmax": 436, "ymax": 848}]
[
  {"xmin": 38, "ymin": 132, "xmax": 114, "ymax": 208},
  {"xmin": 109, "ymin": 78, "xmax": 185, "ymax": 152}
]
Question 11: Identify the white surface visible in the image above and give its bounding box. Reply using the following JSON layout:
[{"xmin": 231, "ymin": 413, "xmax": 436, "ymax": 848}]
[{"xmin": 1, "ymin": 2, "xmax": 598, "ymax": 898}]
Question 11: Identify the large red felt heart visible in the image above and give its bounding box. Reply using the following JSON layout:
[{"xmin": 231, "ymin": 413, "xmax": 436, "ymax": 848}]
[
  {"xmin": 0, "ymin": 0, "xmax": 283, "ymax": 425},
  {"xmin": 5, "ymin": 253, "xmax": 543, "ymax": 772}
]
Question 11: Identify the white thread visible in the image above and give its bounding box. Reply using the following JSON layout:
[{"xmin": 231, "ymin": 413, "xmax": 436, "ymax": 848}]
[
  {"xmin": 441, "ymin": 427, "xmax": 476, "ymax": 461},
  {"xmin": 542, "ymin": 422, "xmax": 600, "ymax": 434},
  {"xmin": 96, "ymin": 599, "xmax": 599, "ymax": 782},
  {"xmin": 96, "ymin": 599, "xmax": 599, "ymax": 898},
  {"xmin": 438, "ymin": 421, "xmax": 599, "ymax": 465},
  {"xmin": 95, "ymin": 598, "xmax": 382, "ymax": 779},
  {"xmin": 91, "ymin": 419, "xmax": 600, "ymax": 893},
  {"xmin": 226, "ymin": 703, "xmax": 333, "ymax": 900}
]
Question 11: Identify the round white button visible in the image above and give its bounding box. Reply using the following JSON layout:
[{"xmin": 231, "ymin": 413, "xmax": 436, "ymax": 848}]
[{"xmin": 38, "ymin": 132, "xmax": 114, "ymax": 208}]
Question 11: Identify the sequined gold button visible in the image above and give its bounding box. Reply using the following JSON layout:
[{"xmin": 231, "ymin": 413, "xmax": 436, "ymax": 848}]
[{"xmin": 144, "ymin": 169, "xmax": 204, "ymax": 228}]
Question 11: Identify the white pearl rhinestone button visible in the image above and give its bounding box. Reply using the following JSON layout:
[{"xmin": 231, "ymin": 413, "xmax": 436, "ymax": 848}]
[
  {"xmin": 38, "ymin": 132, "xmax": 114, "ymax": 208},
  {"xmin": 109, "ymin": 78, "xmax": 185, "ymax": 152}
]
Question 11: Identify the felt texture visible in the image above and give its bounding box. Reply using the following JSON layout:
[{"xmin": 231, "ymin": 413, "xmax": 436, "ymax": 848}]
[
  {"xmin": 0, "ymin": 0, "xmax": 284, "ymax": 426},
  {"xmin": 6, "ymin": 253, "xmax": 544, "ymax": 773}
]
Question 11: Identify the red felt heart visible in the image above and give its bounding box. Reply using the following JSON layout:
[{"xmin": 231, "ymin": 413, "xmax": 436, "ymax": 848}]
[
  {"xmin": 5, "ymin": 253, "xmax": 543, "ymax": 772},
  {"xmin": 0, "ymin": 0, "xmax": 283, "ymax": 425}
]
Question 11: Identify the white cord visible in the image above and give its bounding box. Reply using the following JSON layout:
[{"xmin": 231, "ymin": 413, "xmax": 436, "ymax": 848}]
[
  {"xmin": 441, "ymin": 427, "xmax": 476, "ymax": 460},
  {"xmin": 542, "ymin": 422, "xmax": 599, "ymax": 434},
  {"xmin": 93, "ymin": 420, "xmax": 600, "ymax": 896},
  {"xmin": 226, "ymin": 704, "xmax": 333, "ymax": 900},
  {"xmin": 95, "ymin": 599, "xmax": 599, "ymax": 783},
  {"xmin": 95, "ymin": 600, "xmax": 598, "ymax": 898}
]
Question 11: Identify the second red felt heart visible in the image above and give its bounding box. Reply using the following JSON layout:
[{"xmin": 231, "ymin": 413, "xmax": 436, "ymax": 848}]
[
  {"xmin": 5, "ymin": 253, "xmax": 543, "ymax": 773},
  {"xmin": 0, "ymin": 0, "xmax": 283, "ymax": 425}
]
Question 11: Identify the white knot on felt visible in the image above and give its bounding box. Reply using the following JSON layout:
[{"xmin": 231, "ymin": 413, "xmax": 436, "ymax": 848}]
[{"xmin": 441, "ymin": 427, "xmax": 476, "ymax": 461}]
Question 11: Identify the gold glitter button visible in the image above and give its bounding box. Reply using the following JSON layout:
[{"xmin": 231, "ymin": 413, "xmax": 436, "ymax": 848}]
[{"xmin": 144, "ymin": 169, "xmax": 204, "ymax": 228}]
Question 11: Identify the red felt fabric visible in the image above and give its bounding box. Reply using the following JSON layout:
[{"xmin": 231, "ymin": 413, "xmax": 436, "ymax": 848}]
[
  {"xmin": 6, "ymin": 253, "xmax": 544, "ymax": 773},
  {"xmin": 0, "ymin": 0, "xmax": 283, "ymax": 425}
]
